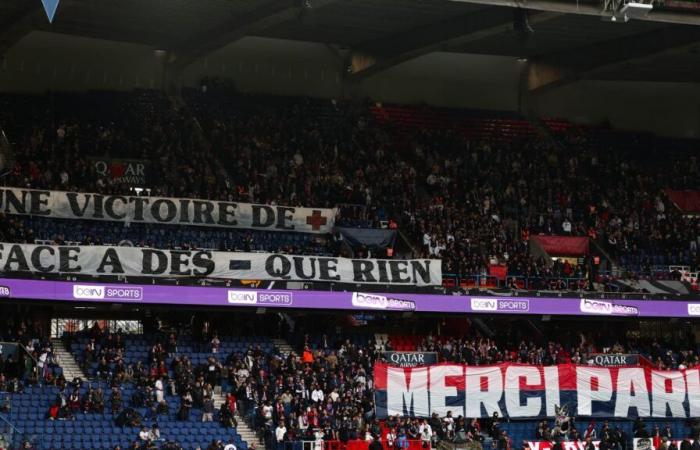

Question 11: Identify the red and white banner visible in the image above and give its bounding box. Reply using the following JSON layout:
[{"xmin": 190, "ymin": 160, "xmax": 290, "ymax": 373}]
[
  {"xmin": 374, "ymin": 362, "xmax": 700, "ymax": 419},
  {"xmin": 526, "ymin": 441, "xmax": 600, "ymax": 450}
]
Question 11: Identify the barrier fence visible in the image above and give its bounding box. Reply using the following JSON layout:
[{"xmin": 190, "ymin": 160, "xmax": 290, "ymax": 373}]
[
  {"xmin": 275, "ymin": 439, "xmax": 427, "ymax": 450},
  {"xmin": 442, "ymin": 274, "xmax": 588, "ymax": 291}
]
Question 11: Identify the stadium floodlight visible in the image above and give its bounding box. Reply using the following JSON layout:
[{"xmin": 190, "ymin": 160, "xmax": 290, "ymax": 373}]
[
  {"xmin": 605, "ymin": 0, "xmax": 653, "ymax": 22},
  {"xmin": 619, "ymin": 2, "xmax": 653, "ymax": 20}
]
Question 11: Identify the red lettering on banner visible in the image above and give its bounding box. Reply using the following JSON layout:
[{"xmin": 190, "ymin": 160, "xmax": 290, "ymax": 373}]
[
  {"xmin": 480, "ymin": 376, "xmax": 489, "ymax": 392},
  {"xmin": 445, "ymin": 374, "xmax": 465, "ymax": 391},
  {"xmin": 665, "ymin": 378, "xmax": 674, "ymax": 393}
]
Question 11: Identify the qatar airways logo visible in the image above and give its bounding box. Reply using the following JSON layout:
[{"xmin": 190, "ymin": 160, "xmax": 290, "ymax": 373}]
[
  {"xmin": 579, "ymin": 298, "xmax": 638, "ymax": 316},
  {"xmin": 351, "ymin": 292, "xmax": 415, "ymax": 311},
  {"xmin": 73, "ymin": 285, "xmax": 143, "ymax": 301}
]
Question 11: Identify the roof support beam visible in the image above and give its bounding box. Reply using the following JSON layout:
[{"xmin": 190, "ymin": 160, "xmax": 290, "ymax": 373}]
[
  {"xmin": 0, "ymin": 2, "xmax": 43, "ymax": 55},
  {"xmin": 347, "ymin": 8, "xmax": 560, "ymax": 80},
  {"xmin": 170, "ymin": 0, "xmax": 340, "ymax": 70},
  {"xmin": 527, "ymin": 25, "xmax": 700, "ymax": 94}
]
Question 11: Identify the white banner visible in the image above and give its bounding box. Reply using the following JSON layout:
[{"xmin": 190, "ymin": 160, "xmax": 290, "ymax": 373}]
[
  {"xmin": 0, "ymin": 187, "xmax": 336, "ymax": 234},
  {"xmin": 0, "ymin": 243, "xmax": 442, "ymax": 286},
  {"xmin": 633, "ymin": 438, "xmax": 695, "ymax": 450}
]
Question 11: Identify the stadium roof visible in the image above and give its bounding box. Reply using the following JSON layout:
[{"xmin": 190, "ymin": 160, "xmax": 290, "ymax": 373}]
[{"xmin": 2, "ymin": 0, "xmax": 700, "ymax": 86}]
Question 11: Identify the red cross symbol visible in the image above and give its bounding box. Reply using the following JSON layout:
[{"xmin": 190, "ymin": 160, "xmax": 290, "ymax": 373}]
[{"xmin": 306, "ymin": 210, "xmax": 328, "ymax": 231}]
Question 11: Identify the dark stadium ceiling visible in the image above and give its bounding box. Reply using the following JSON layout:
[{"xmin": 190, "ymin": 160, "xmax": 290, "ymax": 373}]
[{"xmin": 2, "ymin": 0, "xmax": 700, "ymax": 83}]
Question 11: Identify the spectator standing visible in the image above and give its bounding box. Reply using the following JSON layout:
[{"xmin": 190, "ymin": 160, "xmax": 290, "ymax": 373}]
[
  {"xmin": 202, "ymin": 396, "xmax": 215, "ymax": 422},
  {"xmin": 275, "ymin": 421, "xmax": 287, "ymax": 450}
]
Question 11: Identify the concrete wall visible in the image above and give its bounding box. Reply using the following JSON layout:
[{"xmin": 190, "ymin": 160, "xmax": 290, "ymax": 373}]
[
  {"xmin": 180, "ymin": 37, "xmax": 344, "ymax": 99},
  {"xmin": 2, "ymin": 32, "xmax": 522, "ymax": 112},
  {"xmin": 359, "ymin": 52, "xmax": 523, "ymax": 111},
  {"xmin": 2, "ymin": 32, "xmax": 700, "ymax": 137},
  {"xmin": 0, "ymin": 31, "xmax": 162, "ymax": 92},
  {"xmin": 182, "ymin": 38, "xmax": 523, "ymax": 111},
  {"xmin": 532, "ymin": 79, "xmax": 700, "ymax": 139}
]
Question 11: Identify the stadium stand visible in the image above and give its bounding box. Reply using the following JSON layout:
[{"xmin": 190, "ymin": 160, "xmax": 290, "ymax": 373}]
[
  {"xmin": 2, "ymin": 312, "xmax": 694, "ymax": 450},
  {"xmin": 0, "ymin": 92, "xmax": 698, "ymax": 292}
]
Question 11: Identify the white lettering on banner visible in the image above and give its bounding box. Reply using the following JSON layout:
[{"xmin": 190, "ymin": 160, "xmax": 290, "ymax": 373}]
[
  {"xmin": 576, "ymin": 367, "xmax": 613, "ymax": 416},
  {"xmin": 429, "ymin": 365, "xmax": 464, "ymax": 417},
  {"xmin": 505, "ymin": 366, "xmax": 542, "ymax": 417},
  {"xmin": 387, "ymin": 366, "xmax": 429, "ymax": 416},
  {"xmin": 0, "ymin": 243, "xmax": 441, "ymax": 286},
  {"xmin": 375, "ymin": 363, "xmax": 700, "ymax": 419},
  {"xmin": 651, "ymin": 371, "xmax": 686, "ymax": 417},
  {"xmin": 0, "ymin": 186, "xmax": 336, "ymax": 234},
  {"xmin": 544, "ymin": 366, "xmax": 561, "ymax": 417},
  {"xmin": 465, "ymin": 367, "xmax": 503, "ymax": 418},
  {"xmin": 686, "ymin": 369, "xmax": 700, "ymax": 417},
  {"xmin": 614, "ymin": 368, "xmax": 650, "ymax": 417}
]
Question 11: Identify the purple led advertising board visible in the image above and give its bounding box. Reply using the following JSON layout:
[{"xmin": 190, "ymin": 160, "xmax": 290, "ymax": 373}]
[{"xmin": 0, "ymin": 278, "xmax": 698, "ymax": 318}]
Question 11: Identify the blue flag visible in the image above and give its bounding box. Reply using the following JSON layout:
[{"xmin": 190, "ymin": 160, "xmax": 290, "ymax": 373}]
[{"xmin": 40, "ymin": 0, "xmax": 60, "ymax": 23}]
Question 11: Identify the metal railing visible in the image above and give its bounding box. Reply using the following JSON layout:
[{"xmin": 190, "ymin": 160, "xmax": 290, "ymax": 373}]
[
  {"xmin": 0, "ymin": 413, "xmax": 41, "ymax": 450},
  {"xmin": 442, "ymin": 274, "xmax": 588, "ymax": 291},
  {"xmin": 273, "ymin": 440, "xmax": 429, "ymax": 450}
]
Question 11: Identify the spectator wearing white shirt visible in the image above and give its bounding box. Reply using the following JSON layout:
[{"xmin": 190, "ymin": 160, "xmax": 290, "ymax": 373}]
[
  {"xmin": 311, "ymin": 386, "xmax": 324, "ymax": 403},
  {"xmin": 275, "ymin": 421, "xmax": 287, "ymax": 450},
  {"xmin": 148, "ymin": 424, "xmax": 161, "ymax": 441},
  {"xmin": 385, "ymin": 429, "xmax": 397, "ymax": 449},
  {"xmin": 262, "ymin": 402, "xmax": 273, "ymax": 427},
  {"xmin": 138, "ymin": 427, "xmax": 149, "ymax": 441},
  {"xmin": 154, "ymin": 378, "xmax": 164, "ymax": 404},
  {"xmin": 420, "ymin": 420, "xmax": 432, "ymax": 448},
  {"xmin": 223, "ymin": 440, "xmax": 237, "ymax": 450},
  {"xmin": 329, "ymin": 389, "xmax": 339, "ymax": 402}
]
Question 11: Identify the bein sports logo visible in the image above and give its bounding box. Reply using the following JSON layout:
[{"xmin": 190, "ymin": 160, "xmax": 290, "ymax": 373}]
[
  {"xmin": 688, "ymin": 304, "xmax": 700, "ymax": 316},
  {"xmin": 73, "ymin": 285, "xmax": 143, "ymax": 301},
  {"xmin": 470, "ymin": 298, "xmax": 529, "ymax": 312},
  {"xmin": 579, "ymin": 298, "xmax": 638, "ymax": 316},
  {"xmin": 351, "ymin": 292, "xmax": 416, "ymax": 311},
  {"xmin": 227, "ymin": 291, "xmax": 293, "ymax": 306}
]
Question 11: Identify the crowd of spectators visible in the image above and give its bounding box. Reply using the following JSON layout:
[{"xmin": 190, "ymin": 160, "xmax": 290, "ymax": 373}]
[
  {"xmin": 0, "ymin": 215, "xmax": 332, "ymax": 256},
  {"xmin": 0, "ymin": 311, "xmax": 697, "ymax": 449},
  {"xmin": 1, "ymin": 91, "xmax": 699, "ymax": 285}
]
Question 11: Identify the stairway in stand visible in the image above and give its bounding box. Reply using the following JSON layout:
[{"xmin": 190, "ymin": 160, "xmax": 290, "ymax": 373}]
[
  {"xmin": 271, "ymin": 338, "xmax": 294, "ymax": 357},
  {"xmin": 213, "ymin": 390, "xmax": 265, "ymax": 449},
  {"xmin": 51, "ymin": 338, "xmax": 89, "ymax": 381}
]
